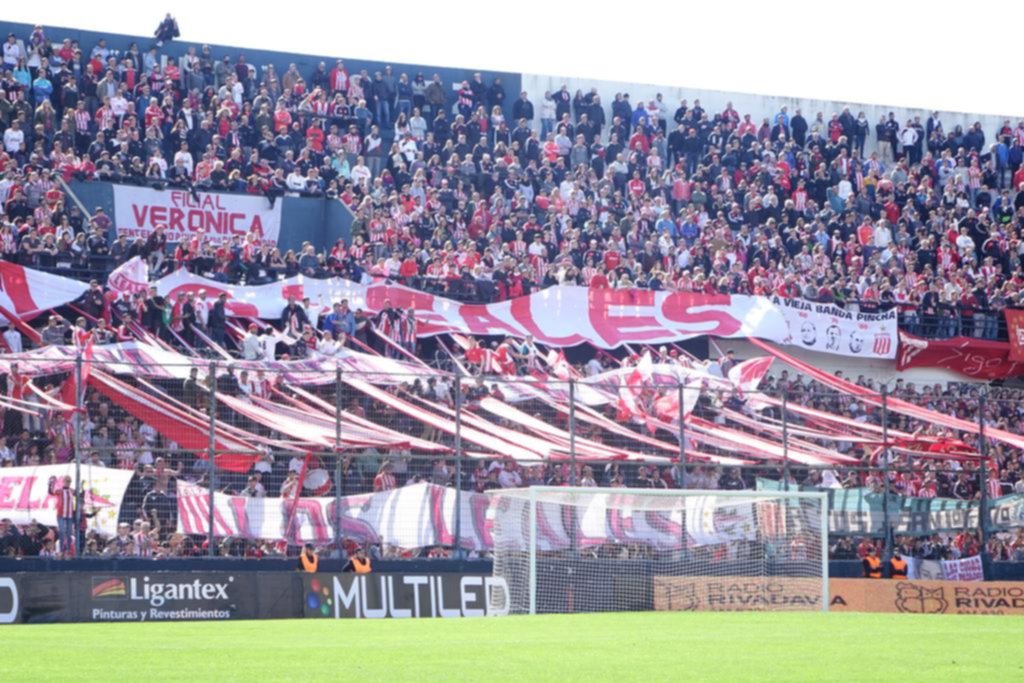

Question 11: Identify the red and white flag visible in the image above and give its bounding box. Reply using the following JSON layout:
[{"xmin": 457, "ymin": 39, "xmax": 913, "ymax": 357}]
[{"xmin": 0, "ymin": 262, "xmax": 89, "ymax": 324}]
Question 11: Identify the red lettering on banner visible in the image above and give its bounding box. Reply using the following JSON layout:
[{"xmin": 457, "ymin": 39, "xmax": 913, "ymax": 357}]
[
  {"xmin": 364, "ymin": 285, "xmax": 435, "ymax": 313},
  {"xmin": 361, "ymin": 285, "xmax": 450, "ymax": 330},
  {"xmin": 645, "ymin": 510, "xmax": 682, "ymax": 541},
  {"xmin": 228, "ymin": 497, "xmax": 253, "ymax": 538},
  {"xmin": 457, "ymin": 304, "xmax": 522, "ymax": 337},
  {"xmin": 508, "ymin": 296, "xmax": 586, "ymax": 346},
  {"xmin": 18, "ymin": 476, "xmax": 36, "ymax": 510},
  {"xmin": 168, "ymin": 208, "xmax": 184, "ymax": 232},
  {"xmin": 0, "ymin": 263, "xmax": 38, "ymax": 314},
  {"xmin": 587, "ymin": 289, "xmax": 664, "ymax": 346},
  {"xmin": 164, "ymin": 284, "xmax": 260, "ymax": 318},
  {"xmin": 468, "ymin": 494, "xmax": 492, "ymax": 549},
  {"xmin": 660, "ymin": 292, "xmax": 743, "ymax": 338},
  {"xmin": 430, "ymin": 484, "xmax": 452, "ymax": 546},
  {"xmin": 289, "ymin": 499, "xmax": 330, "ymax": 543},
  {"xmin": 131, "ymin": 205, "xmax": 252, "ymax": 237},
  {"xmin": 0, "ymin": 476, "xmax": 22, "ymax": 508},
  {"xmin": 326, "ymin": 498, "xmax": 383, "ymax": 544}
]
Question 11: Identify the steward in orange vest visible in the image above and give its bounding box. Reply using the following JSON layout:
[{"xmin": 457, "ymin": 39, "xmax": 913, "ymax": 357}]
[
  {"xmin": 298, "ymin": 544, "xmax": 319, "ymax": 573},
  {"xmin": 889, "ymin": 553, "xmax": 908, "ymax": 579},
  {"xmin": 345, "ymin": 547, "xmax": 372, "ymax": 574},
  {"xmin": 863, "ymin": 549, "xmax": 883, "ymax": 579}
]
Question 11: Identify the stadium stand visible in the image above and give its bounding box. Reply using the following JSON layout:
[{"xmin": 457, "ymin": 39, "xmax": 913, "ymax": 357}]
[{"xmin": 0, "ymin": 19, "xmax": 1023, "ymax": 567}]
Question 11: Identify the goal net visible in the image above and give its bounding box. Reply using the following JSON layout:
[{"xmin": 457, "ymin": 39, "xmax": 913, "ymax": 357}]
[{"xmin": 488, "ymin": 487, "xmax": 828, "ymax": 614}]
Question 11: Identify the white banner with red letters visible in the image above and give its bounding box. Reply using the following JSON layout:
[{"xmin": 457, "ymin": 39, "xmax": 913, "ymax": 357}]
[
  {"xmin": 176, "ymin": 481, "xmax": 493, "ymax": 550},
  {"xmin": 0, "ymin": 464, "xmax": 135, "ymax": 535},
  {"xmin": 153, "ymin": 270, "xmax": 897, "ymax": 357},
  {"xmin": 941, "ymin": 555, "xmax": 985, "ymax": 582},
  {"xmin": 0, "ymin": 263, "xmax": 89, "ymax": 324},
  {"xmin": 105, "ymin": 256, "xmax": 150, "ymax": 297},
  {"xmin": 176, "ymin": 480, "xmax": 760, "ymax": 550},
  {"xmin": 112, "ymin": 185, "xmax": 282, "ymax": 246}
]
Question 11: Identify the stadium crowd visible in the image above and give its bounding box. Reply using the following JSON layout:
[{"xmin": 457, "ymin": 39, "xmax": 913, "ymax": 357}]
[
  {"xmin": 0, "ymin": 24, "xmax": 1023, "ymax": 338},
  {"xmin": 1, "ymin": 22, "xmax": 1024, "ymax": 561}
]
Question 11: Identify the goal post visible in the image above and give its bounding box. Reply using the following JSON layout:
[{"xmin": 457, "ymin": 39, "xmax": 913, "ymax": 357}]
[{"xmin": 488, "ymin": 487, "xmax": 830, "ymax": 615}]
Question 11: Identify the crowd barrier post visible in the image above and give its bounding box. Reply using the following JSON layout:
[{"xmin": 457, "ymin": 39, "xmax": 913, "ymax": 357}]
[
  {"xmin": 73, "ymin": 353, "xmax": 83, "ymax": 557},
  {"xmin": 781, "ymin": 390, "xmax": 790, "ymax": 491},
  {"xmin": 453, "ymin": 367, "xmax": 463, "ymax": 557},
  {"xmin": 678, "ymin": 382, "xmax": 686, "ymax": 489},
  {"xmin": 881, "ymin": 386, "xmax": 891, "ymax": 559},
  {"xmin": 334, "ymin": 365, "xmax": 343, "ymax": 553},
  {"xmin": 207, "ymin": 359, "xmax": 218, "ymax": 557},
  {"xmin": 979, "ymin": 392, "xmax": 989, "ymax": 550},
  {"xmin": 568, "ymin": 378, "xmax": 577, "ymax": 486}
]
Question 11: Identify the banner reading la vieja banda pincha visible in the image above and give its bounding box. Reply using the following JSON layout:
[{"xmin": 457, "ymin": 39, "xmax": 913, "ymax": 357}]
[
  {"xmin": 111, "ymin": 185, "xmax": 282, "ymax": 246},
  {"xmin": 150, "ymin": 270, "xmax": 898, "ymax": 357}
]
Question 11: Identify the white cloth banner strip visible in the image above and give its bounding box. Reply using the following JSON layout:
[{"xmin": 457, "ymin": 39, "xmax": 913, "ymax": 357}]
[
  {"xmin": 176, "ymin": 481, "xmax": 489, "ymax": 550},
  {"xmin": 112, "ymin": 185, "xmax": 282, "ymax": 246},
  {"xmin": 0, "ymin": 464, "xmax": 135, "ymax": 535},
  {"xmin": 176, "ymin": 481, "xmax": 762, "ymax": 551},
  {"xmin": 0, "ymin": 262, "xmax": 89, "ymax": 323},
  {"xmin": 152, "ymin": 270, "xmax": 898, "ymax": 357}
]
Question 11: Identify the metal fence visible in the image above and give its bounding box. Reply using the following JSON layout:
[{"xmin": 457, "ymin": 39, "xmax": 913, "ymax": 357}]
[{"xmin": 2, "ymin": 357, "xmax": 1020, "ymax": 563}]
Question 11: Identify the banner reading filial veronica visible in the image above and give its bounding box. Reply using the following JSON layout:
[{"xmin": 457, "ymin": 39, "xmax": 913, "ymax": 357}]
[
  {"xmin": 112, "ymin": 186, "xmax": 282, "ymax": 246},
  {"xmin": 0, "ymin": 464, "xmax": 135, "ymax": 535},
  {"xmin": 151, "ymin": 270, "xmax": 897, "ymax": 358}
]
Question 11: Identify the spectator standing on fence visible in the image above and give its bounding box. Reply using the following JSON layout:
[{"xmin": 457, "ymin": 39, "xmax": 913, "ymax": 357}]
[{"xmin": 51, "ymin": 475, "xmax": 75, "ymax": 557}]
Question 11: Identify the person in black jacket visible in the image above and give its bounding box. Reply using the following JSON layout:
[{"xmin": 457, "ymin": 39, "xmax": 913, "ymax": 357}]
[
  {"xmin": 209, "ymin": 293, "xmax": 228, "ymax": 347},
  {"xmin": 78, "ymin": 280, "xmax": 106, "ymax": 321},
  {"xmin": 154, "ymin": 13, "xmax": 180, "ymax": 46},
  {"xmin": 280, "ymin": 296, "xmax": 309, "ymax": 335},
  {"xmin": 511, "ymin": 92, "xmax": 533, "ymax": 124},
  {"xmin": 142, "ymin": 286, "xmax": 165, "ymax": 333},
  {"xmin": 791, "ymin": 108, "xmax": 808, "ymax": 148}
]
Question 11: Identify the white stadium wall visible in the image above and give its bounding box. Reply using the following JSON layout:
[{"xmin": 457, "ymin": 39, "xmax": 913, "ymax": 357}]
[{"xmin": 520, "ymin": 74, "xmax": 1014, "ymax": 144}]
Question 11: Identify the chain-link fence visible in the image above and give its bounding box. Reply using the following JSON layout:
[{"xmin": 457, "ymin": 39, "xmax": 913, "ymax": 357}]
[{"xmin": 1, "ymin": 357, "xmax": 1020, "ymax": 564}]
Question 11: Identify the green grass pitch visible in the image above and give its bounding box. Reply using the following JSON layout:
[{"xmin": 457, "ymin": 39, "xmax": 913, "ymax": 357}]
[{"xmin": 4, "ymin": 611, "xmax": 1024, "ymax": 682}]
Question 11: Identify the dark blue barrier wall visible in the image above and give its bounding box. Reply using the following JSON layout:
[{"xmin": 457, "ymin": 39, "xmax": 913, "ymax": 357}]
[
  {"xmin": 8, "ymin": 557, "xmax": 1022, "ymax": 579},
  {"xmin": 0, "ymin": 20, "xmax": 522, "ymax": 124},
  {"xmin": 66, "ymin": 180, "xmax": 352, "ymax": 253},
  {"xmin": 0, "ymin": 557, "xmax": 489, "ymax": 574}
]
